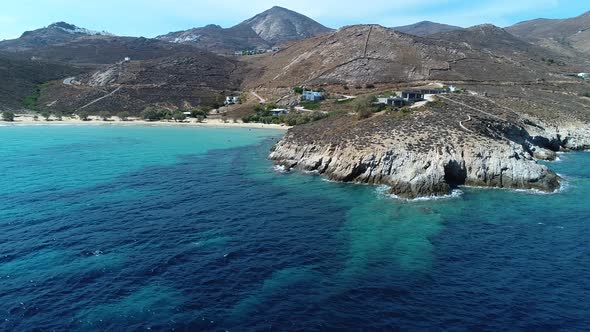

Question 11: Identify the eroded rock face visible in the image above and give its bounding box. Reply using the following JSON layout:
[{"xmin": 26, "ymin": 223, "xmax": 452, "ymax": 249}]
[
  {"xmin": 270, "ymin": 137, "xmax": 560, "ymax": 199},
  {"xmin": 268, "ymin": 93, "xmax": 589, "ymax": 199}
]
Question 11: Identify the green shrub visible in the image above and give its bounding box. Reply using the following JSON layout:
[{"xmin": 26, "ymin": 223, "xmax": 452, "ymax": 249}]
[
  {"xmin": 77, "ymin": 110, "xmax": 90, "ymax": 121},
  {"xmin": 299, "ymin": 101, "xmax": 321, "ymax": 110},
  {"xmin": 426, "ymin": 99, "xmax": 446, "ymax": 108},
  {"xmin": 353, "ymin": 96, "xmax": 374, "ymax": 120},
  {"xmin": 99, "ymin": 111, "xmax": 111, "ymax": 121},
  {"xmin": 54, "ymin": 111, "xmax": 64, "ymax": 121},
  {"xmin": 41, "ymin": 111, "xmax": 51, "ymax": 121},
  {"xmin": 190, "ymin": 108, "xmax": 208, "ymax": 118},
  {"xmin": 22, "ymin": 88, "xmax": 41, "ymax": 110},
  {"xmin": 242, "ymin": 109, "xmax": 328, "ymax": 126},
  {"xmin": 142, "ymin": 106, "xmax": 170, "ymax": 121},
  {"xmin": 356, "ymin": 108, "xmax": 373, "ymax": 119},
  {"xmin": 293, "ymin": 87, "xmax": 304, "ymax": 94},
  {"xmin": 173, "ymin": 110, "xmax": 186, "ymax": 122},
  {"xmin": 2, "ymin": 111, "xmax": 15, "ymax": 122},
  {"xmin": 117, "ymin": 111, "xmax": 130, "ymax": 121}
]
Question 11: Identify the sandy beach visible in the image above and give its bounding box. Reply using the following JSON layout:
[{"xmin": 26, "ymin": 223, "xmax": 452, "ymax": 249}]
[{"xmin": 1, "ymin": 115, "xmax": 290, "ymax": 130}]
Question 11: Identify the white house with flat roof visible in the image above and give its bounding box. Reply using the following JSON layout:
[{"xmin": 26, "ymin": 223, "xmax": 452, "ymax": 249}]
[
  {"xmin": 302, "ymin": 90, "xmax": 323, "ymax": 102},
  {"xmin": 225, "ymin": 96, "xmax": 240, "ymax": 105},
  {"xmin": 271, "ymin": 108, "xmax": 289, "ymax": 115}
]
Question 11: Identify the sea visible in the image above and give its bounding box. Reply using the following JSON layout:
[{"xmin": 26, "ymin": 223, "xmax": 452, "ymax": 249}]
[{"xmin": 0, "ymin": 125, "xmax": 588, "ymax": 331}]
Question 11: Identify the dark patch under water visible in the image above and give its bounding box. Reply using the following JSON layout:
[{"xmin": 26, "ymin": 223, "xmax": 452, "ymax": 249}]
[{"xmin": 0, "ymin": 126, "xmax": 589, "ymax": 331}]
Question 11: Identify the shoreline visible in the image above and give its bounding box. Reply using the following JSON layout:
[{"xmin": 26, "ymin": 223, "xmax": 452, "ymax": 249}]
[{"xmin": 1, "ymin": 116, "xmax": 290, "ymax": 130}]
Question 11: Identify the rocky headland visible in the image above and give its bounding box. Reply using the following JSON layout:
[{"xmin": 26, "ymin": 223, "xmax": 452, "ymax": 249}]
[{"xmin": 270, "ymin": 84, "xmax": 590, "ymax": 199}]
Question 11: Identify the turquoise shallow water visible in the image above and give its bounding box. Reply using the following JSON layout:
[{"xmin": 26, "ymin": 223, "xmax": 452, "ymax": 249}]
[{"xmin": 0, "ymin": 125, "xmax": 589, "ymax": 331}]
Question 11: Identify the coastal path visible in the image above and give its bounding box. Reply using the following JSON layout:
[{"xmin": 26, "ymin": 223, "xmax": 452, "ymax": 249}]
[
  {"xmin": 63, "ymin": 77, "xmax": 76, "ymax": 85},
  {"xmin": 459, "ymin": 114, "xmax": 473, "ymax": 133},
  {"xmin": 438, "ymin": 95, "xmax": 506, "ymax": 122},
  {"xmin": 76, "ymin": 86, "xmax": 122, "ymax": 112},
  {"xmin": 251, "ymin": 91, "xmax": 267, "ymax": 104}
]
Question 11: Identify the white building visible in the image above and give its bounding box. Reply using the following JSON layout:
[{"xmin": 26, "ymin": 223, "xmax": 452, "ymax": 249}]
[
  {"xmin": 124, "ymin": 57, "xmax": 131, "ymax": 62},
  {"xmin": 225, "ymin": 96, "xmax": 240, "ymax": 105},
  {"xmin": 578, "ymin": 73, "xmax": 589, "ymax": 79},
  {"xmin": 271, "ymin": 108, "xmax": 289, "ymax": 115}
]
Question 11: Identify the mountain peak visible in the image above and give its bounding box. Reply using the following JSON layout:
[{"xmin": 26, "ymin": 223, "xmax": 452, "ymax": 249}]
[
  {"xmin": 240, "ymin": 6, "xmax": 332, "ymax": 44},
  {"xmin": 46, "ymin": 21, "xmax": 113, "ymax": 36},
  {"xmin": 269, "ymin": 6, "xmax": 289, "ymax": 11},
  {"xmin": 467, "ymin": 24, "xmax": 509, "ymax": 35},
  {"xmin": 48, "ymin": 22, "xmax": 78, "ymax": 30}
]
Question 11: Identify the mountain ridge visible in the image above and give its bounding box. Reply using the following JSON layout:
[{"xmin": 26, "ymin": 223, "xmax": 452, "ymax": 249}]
[
  {"xmin": 506, "ymin": 10, "xmax": 590, "ymax": 56},
  {"xmin": 246, "ymin": 23, "xmax": 570, "ymax": 89},
  {"xmin": 157, "ymin": 6, "xmax": 332, "ymax": 53},
  {"xmin": 393, "ymin": 21, "xmax": 462, "ymax": 37}
]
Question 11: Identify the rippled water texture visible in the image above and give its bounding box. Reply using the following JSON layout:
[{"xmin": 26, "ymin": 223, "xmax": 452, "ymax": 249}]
[{"xmin": 0, "ymin": 126, "xmax": 589, "ymax": 331}]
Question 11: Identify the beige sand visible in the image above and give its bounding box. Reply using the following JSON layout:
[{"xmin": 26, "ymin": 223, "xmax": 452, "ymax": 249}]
[{"xmin": 3, "ymin": 115, "xmax": 290, "ymax": 130}]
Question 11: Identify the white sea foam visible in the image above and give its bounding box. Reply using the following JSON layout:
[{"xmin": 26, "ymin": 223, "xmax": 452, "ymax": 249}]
[
  {"xmin": 272, "ymin": 165, "xmax": 289, "ymax": 173},
  {"xmin": 461, "ymin": 177, "xmax": 570, "ymax": 196},
  {"xmin": 303, "ymin": 170, "xmax": 320, "ymax": 175},
  {"xmin": 376, "ymin": 185, "xmax": 464, "ymax": 202}
]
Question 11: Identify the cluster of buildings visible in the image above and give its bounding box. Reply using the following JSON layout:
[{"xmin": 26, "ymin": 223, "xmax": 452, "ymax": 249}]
[
  {"xmin": 375, "ymin": 88, "xmax": 445, "ymax": 107},
  {"xmin": 234, "ymin": 47, "xmax": 280, "ymax": 56}
]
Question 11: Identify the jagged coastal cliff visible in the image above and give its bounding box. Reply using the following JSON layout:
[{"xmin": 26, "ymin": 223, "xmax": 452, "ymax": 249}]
[{"xmin": 270, "ymin": 87, "xmax": 590, "ymax": 199}]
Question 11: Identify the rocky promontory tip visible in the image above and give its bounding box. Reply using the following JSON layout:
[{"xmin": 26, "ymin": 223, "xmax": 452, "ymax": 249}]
[{"xmin": 270, "ymin": 86, "xmax": 589, "ymax": 199}]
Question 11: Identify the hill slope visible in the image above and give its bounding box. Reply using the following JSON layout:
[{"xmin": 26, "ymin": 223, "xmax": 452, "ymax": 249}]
[
  {"xmin": 506, "ymin": 11, "xmax": 590, "ymax": 57},
  {"xmin": 157, "ymin": 6, "xmax": 332, "ymax": 53},
  {"xmin": 0, "ymin": 54, "xmax": 81, "ymax": 110},
  {"xmin": 0, "ymin": 22, "xmax": 242, "ymax": 111},
  {"xmin": 241, "ymin": 6, "xmax": 332, "ymax": 45},
  {"xmin": 246, "ymin": 24, "xmax": 568, "ymax": 88},
  {"xmin": 393, "ymin": 21, "xmax": 462, "ymax": 37},
  {"xmin": 37, "ymin": 51, "xmax": 241, "ymax": 115},
  {"xmin": 430, "ymin": 24, "xmax": 567, "ymax": 61},
  {"xmin": 157, "ymin": 24, "xmax": 270, "ymax": 53},
  {"xmin": 0, "ymin": 22, "xmax": 112, "ymax": 51}
]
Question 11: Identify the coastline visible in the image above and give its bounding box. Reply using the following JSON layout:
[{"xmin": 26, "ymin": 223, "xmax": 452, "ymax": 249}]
[{"xmin": 1, "ymin": 115, "xmax": 290, "ymax": 130}]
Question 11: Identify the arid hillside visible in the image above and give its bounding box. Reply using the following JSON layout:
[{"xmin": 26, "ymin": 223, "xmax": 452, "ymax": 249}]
[
  {"xmin": 507, "ymin": 11, "xmax": 590, "ymax": 58},
  {"xmin": 0, "ymin": 53, "xmax": 82, "ymax": 110},
  {"xmin": 270, "ymin": 81, "xmax": 590, "ymax": 198},
  {"xmin": 37, "ymin": 52, "xmax": 242, "ymax": 115},
  {"xmin": 243, "ymin": 24, "xmax": 576, "ymax": 89}
]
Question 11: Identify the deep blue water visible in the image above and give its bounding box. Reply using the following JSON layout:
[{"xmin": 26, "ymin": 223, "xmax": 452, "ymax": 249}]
[{"xmin": 0, "ymin": 125, "xmax": 589, "ymax": 331}]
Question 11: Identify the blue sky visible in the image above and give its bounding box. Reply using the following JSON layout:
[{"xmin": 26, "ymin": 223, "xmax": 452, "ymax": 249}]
[{"xmin": 1, "ymin": 0, "xmax": 589, "ymax": 41}]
